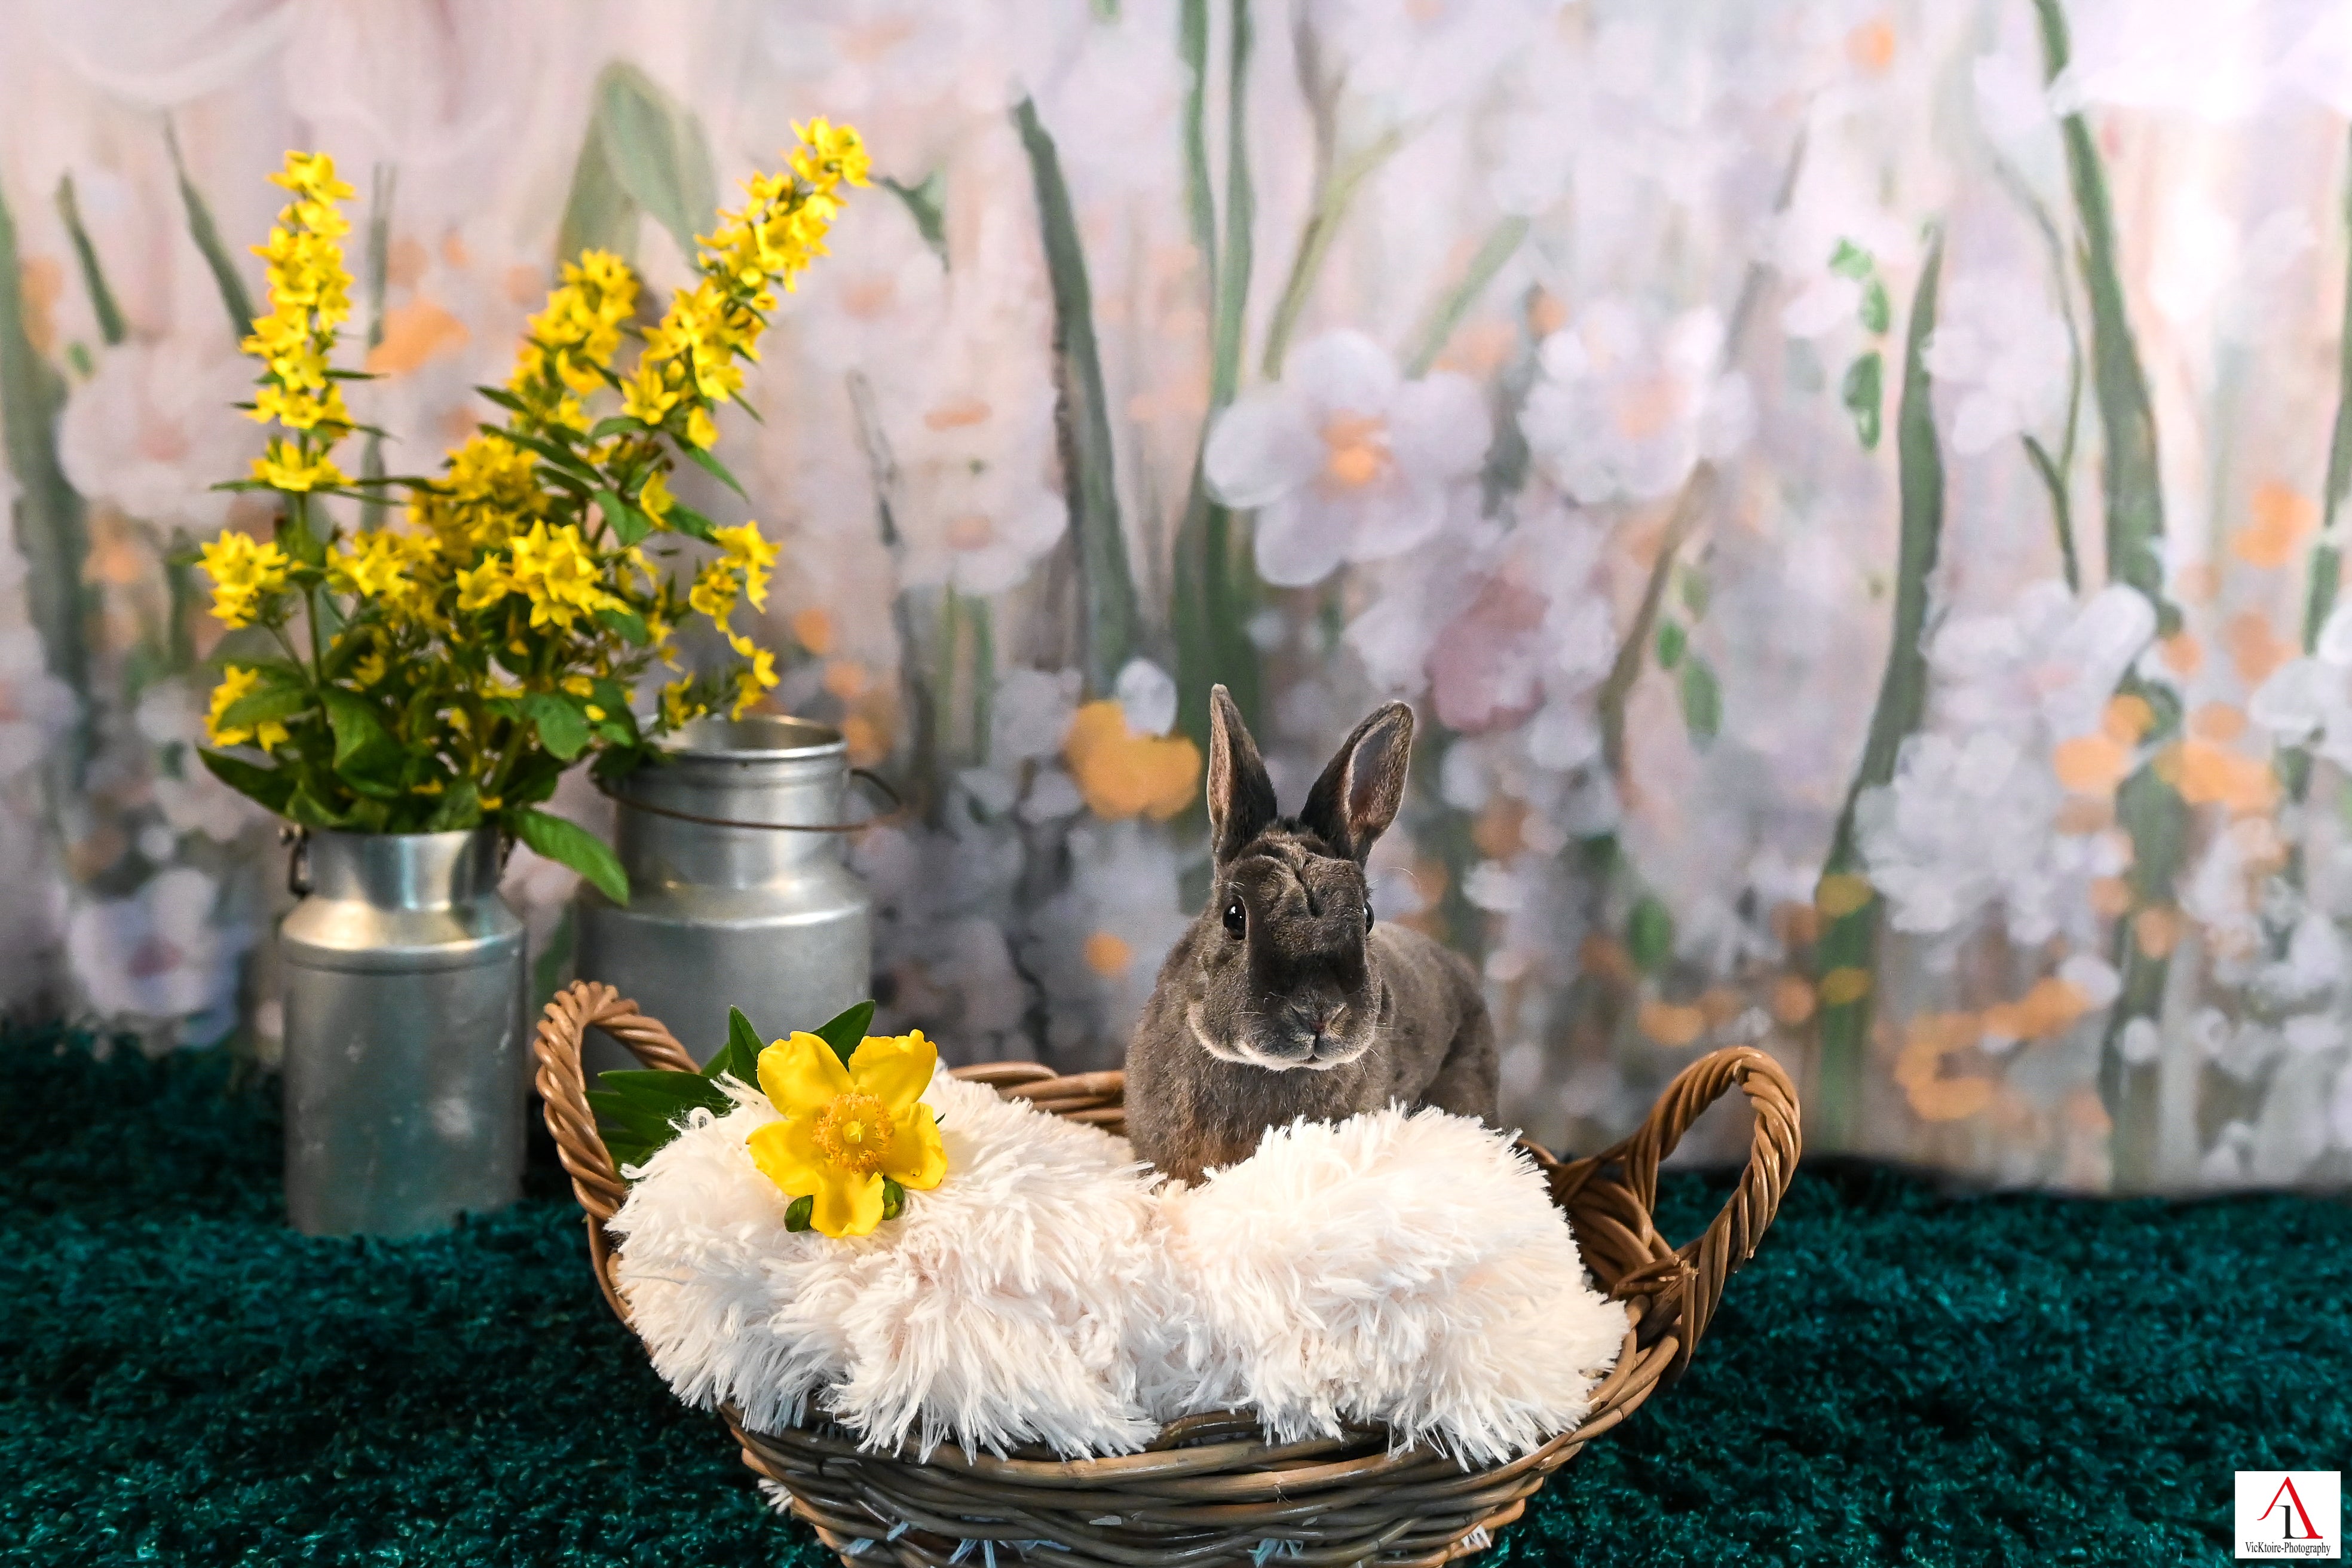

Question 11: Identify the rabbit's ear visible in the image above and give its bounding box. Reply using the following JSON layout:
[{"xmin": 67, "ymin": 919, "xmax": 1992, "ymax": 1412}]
[
  {"xmin": 1208, "ymin": 684, "xmax": 1277, "ymax": 862},
  {"xmin": 1300, "ymin": 701, "xmax": 1414, "ymax": 862}
]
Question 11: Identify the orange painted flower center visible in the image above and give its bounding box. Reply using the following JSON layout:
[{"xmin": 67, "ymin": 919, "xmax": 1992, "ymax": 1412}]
[
  {"xmin": 1321, "ymin": 412, "xmax": 1389, "ymax": 489},
  {"xmin": 813, "ymin": 1090, "xmax": 893, "ymax": 1176}
]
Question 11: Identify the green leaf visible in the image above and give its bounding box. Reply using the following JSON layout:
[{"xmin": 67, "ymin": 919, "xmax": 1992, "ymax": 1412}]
[
  {"xmin": 0, "ymin": 179, "xmax": 94, "ymax": 778},
  {"xmin": 422, "ymin": 777, "xmax": 484, "ymax": 831},
  {"xmin": 523, "ymin": 691, "xmax": 592, "ymax": 762},
  {"xmin": 1014, "ymin": 96, "xmax": 1139, "ymax": 697},
  {"xmin": 55, "ymin": 175, "xmax": 126, "ymax": 347},
  {"xmin": 703, "ymin": 1006, "xmax": 766, "ymax": 1084},
  {"xmin": 589, "ymin": 415, "xmax": 645, "ymax": 443},
  {"xmin": 595, "ymin": 488, "xmax": 653, "ymax": 546},
  {"xmin": 881, "ymin": 172, "xmax": 949, "ymax": 266},
  {"xmin": 811, "ymin": 1000, "xmax": 875, "ymax": 1068},
  {"xmin": 663, "ymin": 498, "xmax": 719, "ymax": 543},
  {"xmin": 1677, "ymin": 566, "xmax": 1711, "ymax": 620},
  {"xmin": 166, "ymin": 122, "xmax": 258, "ymax": 341},
  {"xmin": 881, "ymin": 1177, "xmax": 905, "ymax": 1221},
  {"xmin": 476, "ymin": 385, "xmax": 531, "ymax": 416},
  {"xmin": 595, "ymin": 606, "xmax": 650, "ymax": 647},
  {"xmin": 319, "ymin": 689, "xmax": 404, "ymax": 797},
  {"xmin": 1679, "ymin": 656, "xmax": 1722, "ymax": 744},
  {"xmin": 677, "ymin": 442, "xmax": 748, "ymax": 502},
  {"xmin": 287, "ymin": 778, "xmax": 355, "ymax": 828},
  {"xmin": 783, "ymin": 1195, "xmax": 815, "ymax": 1233},
  {"xmin": 591, "ymin": 62, "xmax": 718, "ymax": 261},
  {"xmin": 556, "ymin": 103, "xmax": 638, "ymax": 267},
  {"xmin": 1858, "ymin": 277, "xmax": 1891, "ymax": 336},
  {"xmin": 514, "ymin": 807, "xmax": 629, "ymax": 905},
  {"xmin": 1655, "ymin": 619, "xmax": 1686, "ymax": 670},
  {"xmin": 1628, "ymin": 896, "xmax": 1675, "ymax": 974},
  {"xmin": 1842, "ymin": 352, "xmax": 1884, "ymax": 450},
  {"xmin": 1829, "ymin": 237, "xmax": 1874, "ymax": 280},
  {"xmin": 199, "ymin": 749, "xmax": 295, "ymax": 814},
  {"xmin": 594, "ymin": 1069, "xmax": 731, "ymax": 1117},
  {"xmin": 1815, "ymin": 228, "xmax": 1949, "ymax": 1149},
  {"xmin": 216, "ymin": 682, "xmax": 313, "ymax": 733}
]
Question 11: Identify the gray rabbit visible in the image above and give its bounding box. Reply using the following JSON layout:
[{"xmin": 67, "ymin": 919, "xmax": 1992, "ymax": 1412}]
[{"xmin": 1125, "ymin": 685, "xmax": 1497, "ymax": 1183}]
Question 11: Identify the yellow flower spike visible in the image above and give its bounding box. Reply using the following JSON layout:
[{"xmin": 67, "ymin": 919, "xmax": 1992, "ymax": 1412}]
[
  {"xmin": 197, "ymin": 531, "xmax": 294, "ymax": 628},
  {"xmin": 252, "ymin": 440, "xmax": 347, "ymax": 494},
  {"xmin": 203, "ymin": 664, "xmax": 288, "ymax": 750},
  {"xmin": 746, "ymin": 1028, "xmax": 945, "ymax": 1238}
]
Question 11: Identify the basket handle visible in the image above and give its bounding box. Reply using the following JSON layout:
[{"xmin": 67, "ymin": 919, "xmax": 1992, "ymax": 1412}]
[
  {"xmin": 1584, "ymin": 1046, "xmax": 1800, "ymax": 1376},
  {"xmin": 532, "ymin": 979, "xmax": 698, "ymax": 1226}
]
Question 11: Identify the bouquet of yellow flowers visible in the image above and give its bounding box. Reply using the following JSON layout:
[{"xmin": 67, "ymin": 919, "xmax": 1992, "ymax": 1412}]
[{"xmin": 196, "ymin": 123, "xmax": 868, "ymax": 899}]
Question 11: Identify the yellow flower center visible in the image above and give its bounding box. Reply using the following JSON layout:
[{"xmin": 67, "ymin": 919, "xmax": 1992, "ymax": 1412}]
[{"xmin": 813, "ymin": 1091, "xmax": 894, "ymax": 1177}]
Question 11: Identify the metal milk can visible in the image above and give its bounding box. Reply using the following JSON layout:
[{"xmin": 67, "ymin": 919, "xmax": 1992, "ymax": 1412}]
[
  {"xmin": 574, "ymin": 715, "xmax": 877, "ymax": 1076},
  {"xmin": 280, "ymin": 827, "xmax": 528, "ymax": 1237}
]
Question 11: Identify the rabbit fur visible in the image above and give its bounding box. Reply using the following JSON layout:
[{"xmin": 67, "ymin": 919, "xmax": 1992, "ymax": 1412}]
[{"xmin": 1126, "ymin": 686, "xmax": 1497, "ymax": 1181}]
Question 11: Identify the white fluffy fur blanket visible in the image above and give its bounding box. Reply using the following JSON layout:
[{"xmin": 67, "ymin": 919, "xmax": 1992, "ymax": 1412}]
[{"xmin": 609, "ymin": 1070, "xmax": 1625, "ymax": 1464}]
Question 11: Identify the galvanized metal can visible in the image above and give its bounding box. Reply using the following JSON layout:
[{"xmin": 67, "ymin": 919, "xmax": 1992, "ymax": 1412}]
[
  {"xmin": 280, "ymin": 827, "xmax": 528, "ymax": 1237},
  {"xmin": 574, "ymin": 715, "xmax": 875, "ymax": 1077}
]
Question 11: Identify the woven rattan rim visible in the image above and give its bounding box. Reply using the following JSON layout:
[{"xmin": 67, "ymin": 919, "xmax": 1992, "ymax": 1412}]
[{"xmin": 533, "ymin": 980, "xmax": 1800, "ymax": 1568}]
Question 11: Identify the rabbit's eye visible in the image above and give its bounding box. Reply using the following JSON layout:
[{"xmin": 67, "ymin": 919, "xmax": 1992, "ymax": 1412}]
[
  {"xmin": 1364, "ymin": 900, "xmax": 1374, "ymax": 931},
  {"xmin": 1223, "ymin": 897, "xmax": 1247, "ymax": 938}
]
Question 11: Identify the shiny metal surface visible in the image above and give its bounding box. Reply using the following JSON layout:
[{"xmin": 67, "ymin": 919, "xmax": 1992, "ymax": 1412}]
[
  {"xmin": 279, "ymin": 828, "xmax": 527, "ymax": 1237},
  {"xmin": 575, "ymin": 715, "xmax": 874, "ymax": 1075}
]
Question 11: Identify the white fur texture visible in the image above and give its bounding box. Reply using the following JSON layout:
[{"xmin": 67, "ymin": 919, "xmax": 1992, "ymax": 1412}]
[
  {"xmin": 1157, "ymin": 1107, "xmax": 1627, "ymax": 1464},
  {"xmin": 611, "ymin": 1079, "xmax": 1623, "ymax": 1465},
  {"xmin": 609, "ymin": 1071, "xmax": 1177, "ymax": 1457}
]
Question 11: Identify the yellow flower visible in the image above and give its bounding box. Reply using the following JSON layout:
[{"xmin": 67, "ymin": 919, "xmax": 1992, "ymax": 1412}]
[
  {"xmin": 746, "ymin": 1030, "xmax": 947, "ymax": 1238},
  {"xmin": 329, "ymin": 530, "xmax": 412, "ymax": 601},
  {"xmin": 506, "ymin": 520, "xmax": 620, "ymax": 630},
  {"xmin": 791, "ymin": 118, "xmax": 872, "ymax": 193},
  {"xmin": 730, "ymin": 648, "xmax": 778, "ymax": 718},
  {"xmin": 203, "ymin": 665, "xmax": 290, "ymax": 750},
  {"xmin": 198, "ymin": 531, "xmax": 294, "ymax": 628},
  {"xmin": 252, "ymin": 440, "xmax": 347, "ymax": 494},
  {"xmin": 351, "ymin": 650, "xmax": 387, "ymax": 688},
  {"xmin": 660, "ymin": 678, "xmax": 705, "ymax": 728},
  {"xmin": 688, "ymin": 560, "xmax": 739, "ymax": 624},
  {"xmin": 685, "ymin": 405, "xmax": 719, "ymax": 450},
  {"xmin": 636, "ymin": 468, "xmax": 676, "ymax": 521},
  {"xmin": 712, "ymin": 520, "xmax": 777, "ymax": 610},
  {"xmin": 621, "ymin": 360, "xmax": 683, "ymax": 427},
  {"xmin": 250, "ymin": 382, "xmax": 351, "ymax": 433},
  {"xmin": 270, "ymin": 151, "xmax": 356, "ymax": 206},
  {"xmin": 455, "ymin": 558, "xmax": 512, "ymax": 611}
]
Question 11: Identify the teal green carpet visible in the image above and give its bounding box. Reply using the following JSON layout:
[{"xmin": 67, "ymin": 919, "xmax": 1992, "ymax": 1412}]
[{"xmin": 2, "ymin": 1030, "xmax": 2347, "ymax": 1566}]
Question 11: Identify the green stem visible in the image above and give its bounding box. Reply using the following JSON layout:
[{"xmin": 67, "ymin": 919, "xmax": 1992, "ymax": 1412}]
[
  {"xmin": 1179, "ymin": 0, "xmax": 1217, "ymax": 298},
  {"xmin": 1815, "ymin": 228, "xmax": 1949, "ymax": 1151},
  {"xmin": 54, "ymin": 175, "xmax": 127, "ymax": 347},
  {"xmin": 1259, "ymin": 128, "xmax": 1402, "ymax": 382},
  {"xmin": 2023, "ymin": 434, "xmax": 2081, "ymax": 592},
  {"xmin": 165, "ymin": 120, "xmax": 258, "ymax": 341},
  {"xmin": 1402, "ymin": 216, "xmax": 1530, "ymax": 377},
  {"xmin": 1014, "ymin": 97, "xmax": 1140, "ymax": 699},
  {"xmin": 2038, "ymin": 0, "xmax": 2181, "ymax": 1187}
]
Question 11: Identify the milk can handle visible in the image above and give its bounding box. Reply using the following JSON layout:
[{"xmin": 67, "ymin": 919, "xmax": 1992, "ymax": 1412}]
[
  {"xmin": 595, "ymin": 767, "xmax": 905, "ymax": 832},
  {"xmin": 281, "ymin": 824, "xmax": 312, "ymax": 897}
]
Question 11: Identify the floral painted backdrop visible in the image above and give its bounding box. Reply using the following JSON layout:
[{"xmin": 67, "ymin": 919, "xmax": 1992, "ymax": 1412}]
[{"xmin": 7, "ymin": 0, "xmax": 2352, "ymax": 1191}]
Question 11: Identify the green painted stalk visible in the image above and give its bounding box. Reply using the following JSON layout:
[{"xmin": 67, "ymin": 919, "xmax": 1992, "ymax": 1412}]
[
  {"xmin": 1179, "ymin": 0, "xmax": 1217, "ymax": 294},
  {"xmin": 1815, "ymin": 229, "xmax": 1947, "ymax": 1151},
  {"xmin": 846, "ymin": 369, "xmax": 937, "ymax": 820},
  {"xmin": 0, "ymin": 180, "xmax": 95, "ymax": 780},
  {"xmin": 2037, "ymin": 0, "xmax": 2182, "ymax": 1186},
  {"xmin": 165, "ymin": 122, "xmax": 257, "ymax": 341},
  {"xmin": 360, "ymin": 165, "xmax": 394, "ymax": 533},
  {"xmin": 1403, "ymin": 216, "xmax": 1530, "ymax": 378},
  {"xmin": 2301, "ymin": 125, "xmax": 2352, "ymax": 656},
  {"xmin": 2035, "ymin": 0, "xmax": 2167, "ymax": 611},
  {"xmin": 1014, "ymin": 97, "xmax": 1141, "ymax": 699},
  {"xmin": 54, "ymin": 176, "xmax": 125, "ymax": 346},
  {"xmin": 1173, "ymin": 0, "xmax": 1260, "ymax": 746},
  {"xmin": 1259, "ymin": 128, "xmax": 1402, "ymax": 382}
]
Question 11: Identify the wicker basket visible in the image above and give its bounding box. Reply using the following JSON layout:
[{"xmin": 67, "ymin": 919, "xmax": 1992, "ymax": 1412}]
[{"xmin": 533, "ymin": 980, "xmax": 1800, "ymax": 1568}]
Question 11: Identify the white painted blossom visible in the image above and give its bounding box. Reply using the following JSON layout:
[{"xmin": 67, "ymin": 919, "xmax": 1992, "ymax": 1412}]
[
  {"xmin": 58, "ymin": 338, "xmax": 262, "ymax": 534},
  {"xmin": 1520, "ymin": 301, "xmax": 1751, "ymax": 505},
  {"xmin": 1206, "ymin": 332, "xmax": 1487, "ymax": 589},
  {"xmin": 67, "ymin": 866, "xmax": 249, "ymax": 1037},
  {"xmin": 1922, "ymin": 273, "xmax": 2070, "ymax": 455}
]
